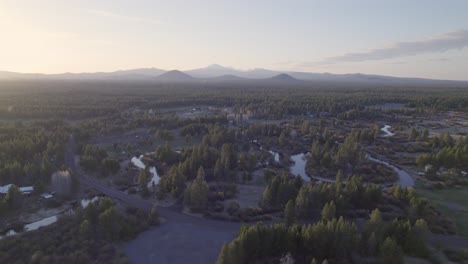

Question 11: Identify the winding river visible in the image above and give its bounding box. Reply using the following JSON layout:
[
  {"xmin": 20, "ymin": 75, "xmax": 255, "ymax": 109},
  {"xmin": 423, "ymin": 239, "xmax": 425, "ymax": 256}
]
[
  {"xmin": 381, "ymin": 124, "xmax": 395, "ymax": 137},
  {"xmin": 366, "ymin": 155, "xmax": 414, "ymax": 188},
  {"xmin": 288, "ymin": 151, "xmax": 414, "ymax": 188},
  {"xmin": 131, "ymin": 155, "xmax": 160, "ymax": 186}
]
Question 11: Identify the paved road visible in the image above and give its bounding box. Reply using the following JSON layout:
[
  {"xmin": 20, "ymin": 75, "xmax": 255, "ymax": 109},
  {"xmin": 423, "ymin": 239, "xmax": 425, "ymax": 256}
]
[{"xmin": 65, "ymin": 135, "xmax": 240, "ymax": 263}]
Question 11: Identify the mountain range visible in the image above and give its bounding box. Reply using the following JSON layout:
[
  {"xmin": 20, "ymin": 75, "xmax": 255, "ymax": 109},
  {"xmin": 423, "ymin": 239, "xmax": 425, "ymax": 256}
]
[{"xmin": 1, "ymin": 64, "xmax": 467, "ymax": 85}]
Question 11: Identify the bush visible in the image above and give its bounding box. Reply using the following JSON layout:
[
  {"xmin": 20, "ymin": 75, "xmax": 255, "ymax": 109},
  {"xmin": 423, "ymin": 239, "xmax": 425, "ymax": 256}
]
[{"xmin": 226, "ymin": 201, "xmax": 240, "ymax": 215}]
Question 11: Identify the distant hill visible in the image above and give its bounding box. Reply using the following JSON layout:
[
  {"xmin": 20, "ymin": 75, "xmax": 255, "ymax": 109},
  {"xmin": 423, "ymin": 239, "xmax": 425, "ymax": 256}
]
[
  {"xmin": 267, "ymin": 73, "xmax": 299, "ymax": 82},
  {"xmin": 0, "ymin": 68, "xmax": 166, "ymax": 80},
  {"xmin": 208, "ymin": 74, "xmax": 247, "ymax": 81},
  {"xmin": 186, "ymin": 64, "xmax": 240, "ymax": 78},
  {"xmin": 1, "ymin": 65, "xmax": 467, "ymax": 86},
  {"xmin": 186, "ymin": 65, "xmax": 280, "ymax": 79},
  {"xmin": 157, "ymin": 70, "xmax": 195, "ymax": 81}
]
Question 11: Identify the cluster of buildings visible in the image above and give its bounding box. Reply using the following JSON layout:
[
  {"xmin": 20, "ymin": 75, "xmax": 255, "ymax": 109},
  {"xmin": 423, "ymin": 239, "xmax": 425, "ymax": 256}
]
[{"xmin": 0, "ymin": 184, "xmax": 55, "ymax": 200}]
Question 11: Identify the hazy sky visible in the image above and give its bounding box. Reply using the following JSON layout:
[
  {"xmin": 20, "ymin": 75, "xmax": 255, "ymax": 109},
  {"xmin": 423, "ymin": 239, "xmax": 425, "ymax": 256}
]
[{"xmin": 1, "ymin": 0, "xmax": 468, "ymax": 79}]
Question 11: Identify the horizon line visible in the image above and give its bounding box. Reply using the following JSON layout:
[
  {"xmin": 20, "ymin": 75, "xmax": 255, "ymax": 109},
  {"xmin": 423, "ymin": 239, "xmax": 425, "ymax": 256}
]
[{"xmin": 1, "ymin": 65, "xmax": 467, "ymax": 82}]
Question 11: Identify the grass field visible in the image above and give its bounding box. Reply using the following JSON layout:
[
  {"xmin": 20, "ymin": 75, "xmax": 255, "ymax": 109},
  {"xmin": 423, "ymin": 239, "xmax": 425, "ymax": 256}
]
[{"xmin": 415, "ymin": 181, "xmax": 468, "ymax": 236}]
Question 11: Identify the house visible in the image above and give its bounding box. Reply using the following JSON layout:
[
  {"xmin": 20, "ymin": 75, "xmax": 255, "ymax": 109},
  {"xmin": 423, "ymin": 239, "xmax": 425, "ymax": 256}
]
[
  {"xmin": 19, "ymin": 186, "xmax": 34, "ymax": 194},
  {"xmin": 41, "ymin": 193, "xmax": 54, "ymax": 199},
  {"xmin": 0, "ymin": 184, "xmax": 34, "ymax": 195}
]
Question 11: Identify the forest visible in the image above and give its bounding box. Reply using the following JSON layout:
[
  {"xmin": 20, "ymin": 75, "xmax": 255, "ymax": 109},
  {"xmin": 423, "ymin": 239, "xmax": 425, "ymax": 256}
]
[{"xmin": 0, "ymin": 80, "xmax": 466, "ymax": 263}]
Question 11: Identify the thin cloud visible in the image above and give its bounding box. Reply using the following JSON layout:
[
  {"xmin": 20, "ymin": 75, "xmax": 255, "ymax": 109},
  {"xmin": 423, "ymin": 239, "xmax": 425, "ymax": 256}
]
[
  {"xmin": 88, "ymin": 9, "xmax": 165, "ymax": 25},
  {"xmin": 427, "ymin": 58, "xmax": 450, "ymax": 62},
  {"xmin": 384, "ymin": 61, "xmax": 408, "ymax": 65},
  {"xmin": 271, "ymin": 60, "xmax": 296, "ymax": 66},
  {"xmin": 315, "ymin": 29, "xmax": 468, "ymax": 65}
]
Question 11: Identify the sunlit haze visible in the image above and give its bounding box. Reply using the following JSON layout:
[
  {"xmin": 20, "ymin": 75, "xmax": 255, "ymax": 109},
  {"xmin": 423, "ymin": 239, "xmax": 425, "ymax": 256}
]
[{"xmin": 1, "ymin": 0, "xmax": 468, "ymax": 80}]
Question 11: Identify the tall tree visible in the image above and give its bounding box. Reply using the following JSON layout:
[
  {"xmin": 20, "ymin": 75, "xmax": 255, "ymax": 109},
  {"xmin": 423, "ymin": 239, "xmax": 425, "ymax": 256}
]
[
  {"xmin": 284, "ymin": 199, "xmax": 296, "ymax": 226},
  {"xmin": 184, "ymin": 166, "xmax": 209, "ymax": 211},
  {"xmin": 380, "ymin": 237, "xmax": 403, "ymax": 264},
  {"xmin": 321, "ymin": 201, "xmax": 336, "ymax": 221}
]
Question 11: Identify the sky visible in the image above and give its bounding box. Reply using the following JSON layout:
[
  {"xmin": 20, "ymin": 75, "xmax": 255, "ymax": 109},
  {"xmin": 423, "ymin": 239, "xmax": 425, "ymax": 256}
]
[{"xmin": 1, "ymin": 0, "xmax": 468, "ymax": 80}]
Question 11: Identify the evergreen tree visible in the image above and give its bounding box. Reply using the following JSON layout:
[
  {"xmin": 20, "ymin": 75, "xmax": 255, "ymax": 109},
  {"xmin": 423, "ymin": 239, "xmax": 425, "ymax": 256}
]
[
  {"xmin": 367, "ymin": 232, "xmax": 377, "ymax": 256},
  {"xmin": 79, "ymin": 219, "xmax": 91, "ymax": 237},
  {"xmin": 422, "ymin": 129, "xmax": 429, "ymax": 140},
  {"xmin": 321, "ymin": 201, "xmax": 336, "ymax": 221},
  {"xmin": 279, "ymin": 132, "xmax": 287, "ymax": 147},
  {"xmin": 216, "ymin": 243, "xmax": 231, "ymax": 264},
  {"xmin": 408, "ymin": 128, "xmax": 418, "ymax": 140},
  {"xmin": 335, "ymin": 170, "xmax": 344, "ymax": 193},
  {"xmin": 214, "ymin": 158, "xmax": 224, "ymax": 181},
  {"xmin": 185, "ymin": 166, "xmax": 209, "ymax": 211},
  {"xmin": 4, "ymin": 185, "xmax": 23, "ymax": 209},
  {"xmin": 138, "ymin": 168, "xmax": 151, "ymax": 196},
  {"xmin": 284, "ymin": 199, "xmax": 296, "ymax": 226},
  {"xmin": 369, "ymin": 208, "xmax": 383, "ymax": 223},
  {"xmin": 380, "ymin": 237, "xmax": 403, "ymax": 264}
]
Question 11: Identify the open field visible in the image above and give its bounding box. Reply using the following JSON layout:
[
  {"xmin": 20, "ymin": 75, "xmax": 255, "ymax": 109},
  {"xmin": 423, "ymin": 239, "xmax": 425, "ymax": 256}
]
[{"xmin": 416, "ymin": 183, "xmax": 468, "ymax": 236}]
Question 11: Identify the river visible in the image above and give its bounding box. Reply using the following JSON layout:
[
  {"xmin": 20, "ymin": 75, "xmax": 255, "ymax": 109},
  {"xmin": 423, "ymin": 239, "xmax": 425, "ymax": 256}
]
[
  {"xmin": 381, "ymin": 124, "xmax": 395, "ymax": 137},
  {"xmin": 290, "ymin": 152, "xmax": 335, "ymax": 183},
  {"xmin": 131, "ymin": 155, "xmax": 160, "ymax": 186},
  {"xmin": 288, "ymin": 151, "xmax": 414, "ymax": 188},
  {"xmin": 269, "ymin": 150, "xmax": 280, "ymax": 162},
  {"xmin": 366, "ymin": 155, "xmax": 414, "ymax": 188},
  {"xmin": 0, "ymin": 196, "xmax": 100, "ymax": 240}
]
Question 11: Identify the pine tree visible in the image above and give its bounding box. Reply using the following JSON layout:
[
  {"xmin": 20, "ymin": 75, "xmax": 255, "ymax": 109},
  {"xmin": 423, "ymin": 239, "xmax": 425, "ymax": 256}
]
[
  {"xmin": 138, "ymin": 168, "xmax": 151, "ymax": 196},
  {"xmin": 214, "ymin": 158, "xmax": 223, "ymax": 181},
  {"xmin": 408, "ymin": 128, "xmax": 418, "ymax": 140},
  {"xmin": 261, "ymin": 185, "xmax": 273, "ymax": 207},
  {"xmin": 284, "ymin": 199, "xmax": 296, "ymax": 226},
  {"xmin": 367, "ymin": 232, "xmax": 377, "ymax": 256},
  {"xmin": 183, "ymin": 183, "xmax": 192, "ymax": 207},
  {"xmin": 380, "ymin": 237, "xmax": 403, "ymax": 264},
  {"xmin": 4, "ymin": 185, "xmax": 23, "ymax": 209},
  {"xmin": 216, "ymin": 243, "xmax": 231, "ymax": 264},
  {"xmin": 279, "ymin": 132, "xmax": 287, "ymax": 147},
  {"xmin": 369, "ymin": 208, "xmax": 383, "ymax": 223},
  {"xmin": 335, "ymin": 170, "xmax": 344, "ymax": 194},
  {"xmin": 185, "ymin": 166, "xmax": 209, "ymax": 211},
  {"xmin": 321, "ymin": 201, "xmax": 336, "ymax": 221},
  {"xmin": 79, "ymin": 219, "xmax": 91, "ymax": 237},
  {"xmin": 422, "ymin": 129, "xmax": 429, "ymax": 140}
]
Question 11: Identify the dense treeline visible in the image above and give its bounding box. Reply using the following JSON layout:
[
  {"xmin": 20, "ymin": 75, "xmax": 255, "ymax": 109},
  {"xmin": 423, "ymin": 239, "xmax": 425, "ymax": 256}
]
[
  {"xmin": 0, "ymin": 81, "xmax": 466, "ymax": 121},
  {"xmin": 216, "ymin": 210, "xmax": 430, "ymax": 264},
  {"xmin": 0, "ymin": 120, "xmax": 68, "ymax": 188},
  {"xmin": 157, "ymin": 124, "xmax": 260, "ymax": 199},
  {"xmin": 416, "ymin": 134, "xmax": 468, "ymax": 171},
  {"xmin": 307, "ymin": 129, "xmax": 397, "ymax": 183},
  {"xmin": 260, "ymin": 171, "xmax": 444, "ymax": 235},
  {"xmin": 261, "ymin": 174, "xmax": 382, "ymax": 215},
  {"xmin": 79, "ymin": 145, "xmax": 120, "ymax": 176}
]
